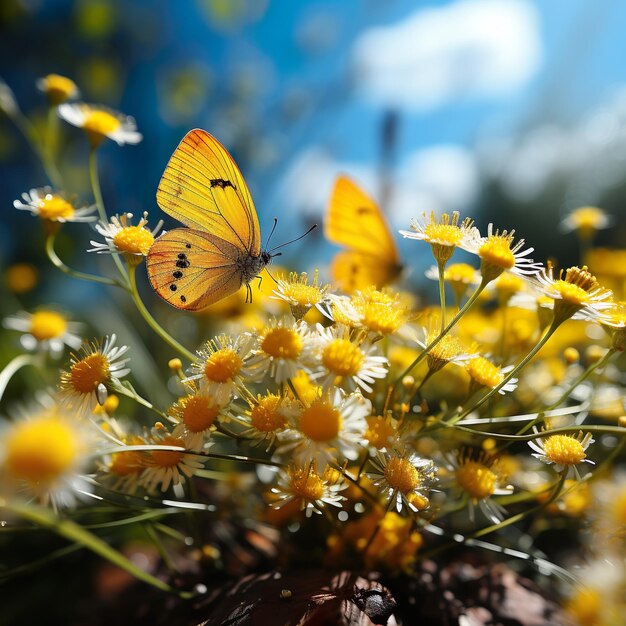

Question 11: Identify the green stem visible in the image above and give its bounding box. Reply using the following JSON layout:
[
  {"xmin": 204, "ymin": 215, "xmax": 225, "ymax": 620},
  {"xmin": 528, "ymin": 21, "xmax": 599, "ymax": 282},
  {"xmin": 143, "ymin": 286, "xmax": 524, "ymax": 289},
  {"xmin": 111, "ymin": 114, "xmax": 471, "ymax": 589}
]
[
  {"xmin": 127, "ymin": 265, "xmax": 196, "ymax": 362},
  {"xmin": 88, "ymin": 148, "xmax": 128, "ymax": 282},
  {"xmin": 0, "ymin": 354, "xmax": 41, "ymax": 402},
  {"xmin": 10, "ymin": 110, "xmax": 63, "ymax": 188},
  {"xmin": 447, "ymin": 423, "xmax": 626, "ymax": 441},
  {"xmin": 45, "ymin": 232, "xmax": 123, "ymax": 288},
  {"xmin": 455, "ymin": 319, "xmax": 562, "ymax": 423},
  {"xmin": 3, "ymin": 501, "xmax": 193, "ymax": 598},
  {"xmin": 437, "ymin": 261, "xmax": 447, "ymax": 334},
  {"xmin": 394, "ymin": 278, "xmax": 489, "ymax": 386}
]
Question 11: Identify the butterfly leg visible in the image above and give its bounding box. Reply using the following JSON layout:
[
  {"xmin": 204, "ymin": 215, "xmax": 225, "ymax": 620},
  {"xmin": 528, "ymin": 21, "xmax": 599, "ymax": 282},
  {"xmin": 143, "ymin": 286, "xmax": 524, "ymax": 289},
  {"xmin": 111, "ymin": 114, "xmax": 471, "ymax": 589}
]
[
  {"xmin": 255, "ymin": 274, "xmax": 263, "ymax": 291},
  {"xmin": 246, "ymin": 282, "xmax": 252, "ymax": 303}
]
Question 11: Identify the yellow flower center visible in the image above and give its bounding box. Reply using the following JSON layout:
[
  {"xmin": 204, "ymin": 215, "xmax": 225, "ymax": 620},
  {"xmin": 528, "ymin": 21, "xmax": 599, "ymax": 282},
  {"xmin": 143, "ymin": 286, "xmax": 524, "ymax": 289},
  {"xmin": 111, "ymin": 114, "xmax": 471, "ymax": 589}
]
[
  {"xmin": 38, "ymin": 195, "xmax": 75, "ymax": 221},
  {"xmin": 6, "ymin": 263, "xmax": 38, "ymax": 294},
  {"xmin": 465, "ymin": 356, "xmax": 503, "ymax": 389},
  {"xmin": 495, "ymin": 273, "xmax": 525, "ymax": 297},
  {"xmin": 42, "ymin": 74, "xmax": 77, "ymax": 104},
  {"xmin": 427, "ymin": 335, "xmax": 461, "ymax": 372},
  {"xmin": 70, "ymin": 353, "xmax": 110, "ymax": 393},
  {"xmin": 29, "ymin": 310, "xmax": 68, "ymax": 340},
  {"xmin": 365, "ymin": 416, "xmax": 396, "ymax": 449},
  {"xmin": 569, "ymin": 206, "xmax": 606, "ymax": 232},
  {"xmin": 5, "ymin": 414, "xmax": 78, "ymax": 482},
  {"xmin": 322, "ymin": 339, "xmax": 364, "ymax": 377},
  {"xmin": 109, "ymin": 436, "xmax": 146, "ymax": 476},
  {"xmin": 444, "ymin": 263, "xmax": 477, "ymax": 284},
  {"xmin": 112, "ymin": 226, "xmax": 154, "ymax": 256},
  {"xmin": 261, "ymin": 327, "xmax": 303, "ymax": 360},
  {"xmin": 478, "ymin": 236, "xmax": 516, "ymax": 269},
  {"xmin": 423, "ymin": 222, "xmax": 463, "ymax": 247},
  {"xmin": 180, "ymin": 396, "xmax": 220, "ymax": 433},
  {"xmin": 150, "ymin": 435, "xmax": 185, "ymax": 468},
  {"xmin": 552, "ymin": 280, "xmax": 590, "ymax": 307},
  {"xmin": 542, "ymin": 435, "xmax": 587, "ymax": 466},
  {"xmin": 250, "ymin": 395, "xmax": 286, "ymax": 432},
  {"xmin": 455, "ymin": 461, "xmax": 496, "ymax": 500},
  {"xmin": 299, "ymin": 400, "xmax": 342, "ymax": 442},
  {"xmin": 203, "ymin": 348, "xmax": 242, "ymax": 383},
  {"xmin": 83, "ymin": 110, "xmax": 121, "ymax": 136},
  {"xmin": 288, "ymin": 467, "xmax": 325, "ymax": 502},
  {"xmin": 384, "ymin": 457, "xmax": 421, "ymax": 494}
]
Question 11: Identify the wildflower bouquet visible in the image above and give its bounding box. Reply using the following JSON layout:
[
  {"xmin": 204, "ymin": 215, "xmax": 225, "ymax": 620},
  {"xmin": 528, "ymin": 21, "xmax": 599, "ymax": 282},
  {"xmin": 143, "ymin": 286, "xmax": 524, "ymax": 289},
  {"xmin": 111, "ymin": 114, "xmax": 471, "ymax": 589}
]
[{"xmin": 1, "ymin": 76, "xmax": 625, "ymax": 626}]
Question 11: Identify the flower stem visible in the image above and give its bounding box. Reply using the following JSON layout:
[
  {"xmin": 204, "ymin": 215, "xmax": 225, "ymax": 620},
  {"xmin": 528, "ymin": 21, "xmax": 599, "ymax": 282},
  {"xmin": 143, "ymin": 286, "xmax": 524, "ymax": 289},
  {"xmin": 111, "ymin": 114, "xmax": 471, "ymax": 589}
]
[
  {"xmin": 88, "ymin": 148, "xmax": 128, "ymax": 282},
  {"xmin": 437, "ymin": 261, "xmax": 446, "ymax": 334},
  {"xmin": 4, "ymin": 501, "xmax": 193, "ymax": 598},
  {"xmin": 0, "ymin": 354, "xmax": 41, "ymax": 402},
  {"xmin": 45, "ymin": 233, "xmax": 124, "ymax": 288},
  {"xmin": 394, "ymin": 278, "xmax": 489, "ymax": 386},
  {"xmin": 127, "ymin": 265, "xmax": 196, "ymax": 362}
]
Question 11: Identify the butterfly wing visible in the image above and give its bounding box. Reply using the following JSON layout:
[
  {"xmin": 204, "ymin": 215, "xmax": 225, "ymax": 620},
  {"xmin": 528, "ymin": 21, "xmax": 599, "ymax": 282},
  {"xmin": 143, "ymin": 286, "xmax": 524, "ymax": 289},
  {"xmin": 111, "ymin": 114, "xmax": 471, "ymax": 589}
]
[
  {"xmin": 156, "ymin": 129, "xmax": 261, "ymax": 256},
  {"xmin": 325, "ymin": 175, "xmax": 401, "ymax": 291},
  {"xmin": 147, "ymin": 228, "xmax": 245, "ymax": 311}
]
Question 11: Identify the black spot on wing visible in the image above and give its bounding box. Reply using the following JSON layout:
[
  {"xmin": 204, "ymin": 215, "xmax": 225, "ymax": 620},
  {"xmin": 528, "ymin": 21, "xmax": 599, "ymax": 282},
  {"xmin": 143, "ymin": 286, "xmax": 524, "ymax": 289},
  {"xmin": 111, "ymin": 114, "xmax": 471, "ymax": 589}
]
[{"xmin": 210, "ymin": 178, "xmax": 236, "ymax": 190}]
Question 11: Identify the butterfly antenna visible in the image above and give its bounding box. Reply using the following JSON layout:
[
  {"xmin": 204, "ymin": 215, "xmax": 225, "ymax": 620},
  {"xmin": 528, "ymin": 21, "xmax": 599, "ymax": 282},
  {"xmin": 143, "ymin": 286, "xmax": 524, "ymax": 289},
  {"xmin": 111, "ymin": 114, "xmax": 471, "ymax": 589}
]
[
  {"xmin": 269, "ymin": 224, "xmax": 317, "ymax": 254},
  {"xmin": 264, "ymin": 217, "xmax": 279, "ymax": 252},
  {"xmin": 264, "ymin": 266, "xmax": 280, "ymax": 285}
]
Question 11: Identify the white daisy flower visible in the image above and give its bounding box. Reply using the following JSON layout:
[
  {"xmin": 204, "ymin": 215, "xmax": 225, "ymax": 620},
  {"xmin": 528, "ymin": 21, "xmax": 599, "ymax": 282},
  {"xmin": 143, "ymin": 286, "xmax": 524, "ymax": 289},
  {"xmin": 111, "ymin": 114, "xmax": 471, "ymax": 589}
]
[
  {"xmin": 58, "ymin": 335, "xmax": 130, "ymax": 417},
  {"xmin": 465, "ymin": 356, "xmax": 518, "ymax": 395},
  {"xmin": 186, "ymin": 333, "xmax": 259, "ymax": 404},
  {"xmin": 559, "ymin": 206, "xmax": 613, "ymax": 235},
  {"xmin": 140, "ymin": 426, "xmax": 204, "ymax": 493},
  {"xmin": 367, "ymin": 450, "xmax": 437, "ymax": 513},
  {"xmin": 271, "ymin": 463, "xmax": 346, "ymax": 517},
  {"xmin": 528, "ymin": 428, "xmax": 594, "ymax": 477},
  {"xmin": 276, "ymin": 387, "xmax": 370, "ymax": 466},
  {"xmin": 36, "ymin": 74, "xmax": 79, "ymax": 105},
  {"xmin": 89, "ymin": 211, "xmax": 163, "ymax": 262},
  {"xmin": 247, "ymin": 315, "xmax": 315, "ymax": 384},
  {"xmin": 4, "ymin": 309, "xmax": 82, "ymax": 357},
  {"xmin": 271, "ymin": 270, "xmax": 331, "ymax": 320},
  {"xmin": 58, "ymin": 103, "xmax": 142, "ymax": 148},
  {"xmin": 0, "ymin": 399, "xmax": 99, "ymax": 510},
  {"xmin": 310, "ymin": 323, "xmax": 388, "ymax": 393},
  {"xmin": 14, "ymin": 187, "xmax": 97, "ymax": 223}
]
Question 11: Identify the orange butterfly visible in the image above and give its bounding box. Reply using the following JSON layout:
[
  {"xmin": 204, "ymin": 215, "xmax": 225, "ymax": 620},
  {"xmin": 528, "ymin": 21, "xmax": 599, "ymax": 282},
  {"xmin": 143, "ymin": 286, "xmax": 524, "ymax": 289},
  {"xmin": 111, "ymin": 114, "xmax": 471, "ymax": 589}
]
[
  {"xmin": 146, "ymin": 129, "xmax": 279, "ymax": 311},
  {"xmin": 324, "ymin": 175, "xmax": 402, "ymax": 293}
]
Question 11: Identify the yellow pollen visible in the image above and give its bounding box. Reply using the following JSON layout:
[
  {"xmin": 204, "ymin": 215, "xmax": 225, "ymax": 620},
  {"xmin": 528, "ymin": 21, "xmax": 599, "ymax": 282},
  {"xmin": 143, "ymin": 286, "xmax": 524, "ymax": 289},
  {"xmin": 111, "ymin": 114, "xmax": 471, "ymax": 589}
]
[
  {"xmin": 38, "ymin": 195, "xmax": 75, "ymax": 221},
  {"xmin": 83, "ymin": 110, "xmax": 121, "ymax": 136},
  {"xmin": 112, "ymin": 226, "xmax": 154, "ymax": 255},
  {"xmin": 358, "ymin": 301, "xmax": 406, "ymax": 335},
  {"xmin": 5, "ymin": 414, "xmax": 78, "ymax": 482},
  {"xmin": 407, "ymin": 492, "xmax": 430, "ymax": 510},
  {"xmin": 384, "ymin": 457, "xmax": 421, "ymax": 494},
  {"xmin": 250, "ymin": 395, "xmax": 286, "ymax": 432},
  {"xmin": 456, "ymin": 461, "xmax": 496, "ymax": 500},
  {"xmin": 281, "ymin": 271, "xmax": 326, "ymax": 306},
  {"xmin": 203, "ymin": 348, "xmax": 242, "ymax": 383},
  {"xmin": 150, "ymin": 435, "xmax": 185, "ymax": 467},
  {"xmin": 365, "ymin": 416, "xmax": 396, "ymax": 449},
  {"xmin": 288, "ymin": 467, "xmax": 325, "ymax": 502},
  {"xmin": 322, "ymin": 339, "xmax": 364, "ymax": 377},
  {"xmin": 552, "ymin": 280, "xmax": 590, "ymax": 307},
  {"xmin": 423, "ymin": 222, "xmax": 463, "ymax": 247},
  {"xmin": 29, "ymin": 310, "xmax": 67, "ymax": 340},
  {"xmin": 427, "ymin": 335, "xmax": 461, "ymax": 371},
  {"xmin": 478, "ymin": 235, "xmax": 516, "ymax": 269},
  {"xmin": 542, "ymin": 435, "xmax": 587, "ymax": 466},
  {"xmin": 299, "ymin": 400, "xmax": 342, "ymax": 442},
  {"xmin": 70, "ymin": 353, "xmax": 110, "ymax": 393},
  {"xmin": 109, "ymin": 436, "xmax": 146, "ymax": 476},
  {"xmin": 180, "ymin": 396, "xmax": 220, "ymax": 432},
  {"xmin": 261, "ymin": 327, "xmax": 303, "ymax": 360},
  {"xmin": 41, "ymin": 74, "xmax": 77, "ymax": 104},
  {"xmin": 466, "ymin": 356, "xmax": 503, "ymax": 389}
]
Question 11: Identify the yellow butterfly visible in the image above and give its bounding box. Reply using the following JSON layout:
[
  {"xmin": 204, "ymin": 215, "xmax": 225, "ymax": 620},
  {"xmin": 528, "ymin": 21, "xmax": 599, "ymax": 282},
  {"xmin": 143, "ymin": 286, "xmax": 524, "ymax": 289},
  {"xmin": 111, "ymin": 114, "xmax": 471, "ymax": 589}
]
[
  {"xmin": 324, "ymin": 175, "xmax": 402, "ymax": 293},
  {"xmin": 147, "ymin": 129, "xmax": 278, "ymax": 311}
]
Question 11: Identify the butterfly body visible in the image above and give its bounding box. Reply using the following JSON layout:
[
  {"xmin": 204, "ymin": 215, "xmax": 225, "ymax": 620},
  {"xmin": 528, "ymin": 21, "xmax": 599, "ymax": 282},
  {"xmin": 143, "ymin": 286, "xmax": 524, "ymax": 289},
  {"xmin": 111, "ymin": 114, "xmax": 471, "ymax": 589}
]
[
  {"xmin": 147, "ymin": 129, "xmax": 270, "ymax": 311},
  {"xmin": 325, "ymin": 176, "xmax": 402, "ymax": 293}
]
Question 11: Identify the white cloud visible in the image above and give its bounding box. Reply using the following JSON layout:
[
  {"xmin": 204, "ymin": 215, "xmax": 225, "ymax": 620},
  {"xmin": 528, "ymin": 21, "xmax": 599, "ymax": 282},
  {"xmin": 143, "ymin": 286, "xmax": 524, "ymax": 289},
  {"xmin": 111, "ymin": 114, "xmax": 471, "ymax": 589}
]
[
  {"xmin": 277, "ymin": 144, "xmax": 478, "ymax": 226},
  {"xmin": 351, "ymin": 0, "xmax": 542, "ymax": 111}
]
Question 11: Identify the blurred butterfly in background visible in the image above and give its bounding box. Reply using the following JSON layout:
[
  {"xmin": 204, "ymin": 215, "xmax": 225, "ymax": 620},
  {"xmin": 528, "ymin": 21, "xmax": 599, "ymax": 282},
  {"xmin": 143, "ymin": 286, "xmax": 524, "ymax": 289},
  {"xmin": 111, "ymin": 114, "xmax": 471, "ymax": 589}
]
[
  {"xmin": 324, "ymin": 175, "xmax": 403, "ymax": 293},
  {"xmin": 147, "ymin": 129, "xmax": 312, "ymax": 310}
]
